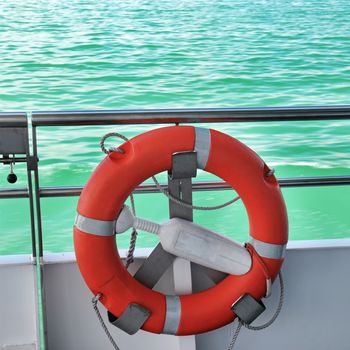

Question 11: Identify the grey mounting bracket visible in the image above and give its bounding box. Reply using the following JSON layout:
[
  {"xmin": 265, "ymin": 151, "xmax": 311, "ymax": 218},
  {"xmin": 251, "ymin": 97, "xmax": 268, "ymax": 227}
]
[
  {"xmin": 0, "ymin": 115, "xmax": 31, "ymax": 184},
  {"xmin": 130, "ymin": 153, "xmax": 199, "ymax": 294},
  {"xmin": 0, "ymin": 114, "xmax": 39, "ymax": 178},
  {"xmin": 108, "ymin": 304, "xmax": 150, "ymax": 335},
  {"xmin": 0, "ymin": 127, "xmax": 28, "ymax": 157},
  {"xmin": 168, "ymin": 151, "xmax": 224, "ymax": 293},
  {"xmin": 108, "ymin": 152, "xmax": 198, "ymax": 334},
  {"xmin": 131, "ymin": 151, "xmax": 198, "ymax": 291}
]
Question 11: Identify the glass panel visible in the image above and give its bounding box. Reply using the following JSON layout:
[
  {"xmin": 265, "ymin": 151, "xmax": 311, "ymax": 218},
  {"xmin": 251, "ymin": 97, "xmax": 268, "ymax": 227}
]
[
  {"xmin": 40, "ymin": 185, "xmax": 350, "ymax": 254},
  {"xmin": 0, "ymin": 198, "xmax": 32, "ymax": 255},
  {"xmin": 41, "ymin": 196, "xmax": 78, "ymax": 253},
  {"xmin": 36, "ymin": 121, "xmax": 350, "ymax": 189},
  {"xmin": 283, "ymin": 185, "xmax": 350, "ymax": 240},
  {"xmin": 36, "ymin": 124, "xmax": 169, "ymax": 187}
]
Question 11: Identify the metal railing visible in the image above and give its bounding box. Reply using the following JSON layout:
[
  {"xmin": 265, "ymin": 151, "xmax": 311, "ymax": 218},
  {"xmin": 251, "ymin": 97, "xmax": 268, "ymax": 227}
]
[
  {"xmin": 1, "ymin": 106, "xmax": 350, "ymax": 258},
  {"xmin": 32, "ymin": 105, "xmax": 350, "ymax": 125},
  {"xmin": 1, "ymin": 176, "xmax": 350, "ymax": 200}
]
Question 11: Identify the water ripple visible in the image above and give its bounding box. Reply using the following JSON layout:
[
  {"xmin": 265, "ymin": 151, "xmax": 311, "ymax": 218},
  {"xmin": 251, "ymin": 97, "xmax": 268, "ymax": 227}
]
[{"xmin": 0, "ymin": 0, "xmax": 350, "ymax": 253}]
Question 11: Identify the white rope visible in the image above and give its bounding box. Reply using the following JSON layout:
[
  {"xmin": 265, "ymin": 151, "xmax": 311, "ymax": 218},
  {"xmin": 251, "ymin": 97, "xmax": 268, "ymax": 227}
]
[
  {"xmin": 92, "ymin": 294, "xmax": 121, "ymax": 350},
  {"xmin": 151, "ymin": 175, "xmax": 241, "ymax": 210},
  {"xmin": 227, "ymin": 272, "xmax": 285, "ymax": 349},
  {"xmin": 100, "ymin": 132, "xmax": 127, "ymax": 154},
  {"xmin": 96, "ymin": 132, "xmax": 283, "ymax": 350},
  {"xmin": 244, "ymin": 272, "xmax": 284, "ymax": 331},
  {"xmin": 100, "ymin": 132, "xmax": 243, "ymax": 268},
  {"xmin": 100, "ymin": 132, "xmax": 243, "ymax": 212},
  {"xmin": 125, "ymin": 193, "xmax": 138, "ymax": 268}
]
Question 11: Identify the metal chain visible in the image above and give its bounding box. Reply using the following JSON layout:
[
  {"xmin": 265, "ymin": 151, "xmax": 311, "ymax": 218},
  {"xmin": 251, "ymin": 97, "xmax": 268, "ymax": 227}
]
[
  {"xmin": 92, "ymin": 293, "xmax": 121, "ymax": 350},
  {"xmin": 227, "ymin": 272, "xmax": 284, "ymax": 349}
]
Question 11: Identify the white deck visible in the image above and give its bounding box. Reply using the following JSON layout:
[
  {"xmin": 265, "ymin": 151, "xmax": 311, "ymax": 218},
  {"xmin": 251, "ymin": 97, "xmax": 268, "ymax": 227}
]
[{"xmin": 1, "ymin": 239, "xmax": 350, "ymax": 350}]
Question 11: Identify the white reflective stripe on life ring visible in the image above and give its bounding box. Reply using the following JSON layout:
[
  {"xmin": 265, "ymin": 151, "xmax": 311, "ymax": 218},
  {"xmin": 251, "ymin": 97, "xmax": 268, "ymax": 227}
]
[
  {"xmin": 195, "ymin": 127, "xmax": 211, "ymax": 169},
  {"xmin": 250, "ymin": 238, "xmax": 286, "ymax": 260},
  {"xmin": 75, "ymin": 213, "xmax": 115, "ymax": 236},
  {"xmin": 162, "ymin": 295, "xmax": 181, "ymax": 335}
]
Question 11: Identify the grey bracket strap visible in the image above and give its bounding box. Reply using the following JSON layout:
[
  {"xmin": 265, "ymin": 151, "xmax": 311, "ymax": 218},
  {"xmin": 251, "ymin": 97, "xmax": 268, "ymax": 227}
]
[
  {"xmin": 168, "ymin": 177, "xmax": 193, "ymax": 221},
  {"xmin": 170, "ymin": 151, "xmax": 197, "ymax": 180},
  {"xmin": 231, "ymin": 294, "xmax": 266, "ymax": 325},
  {"xmin": 108, "ymin": 304, "xmax": 150, "ymax": 335},
  {"xmin": 133, "ymin": 243, "xmax": 176, "ymax": 289},
  {"xmin": 168, "ymin": 151, "xmax": 197, "ymax": 221},
  {"xmin": 162, "ymin": 151, "xmax": 193, "ymax": 335}
]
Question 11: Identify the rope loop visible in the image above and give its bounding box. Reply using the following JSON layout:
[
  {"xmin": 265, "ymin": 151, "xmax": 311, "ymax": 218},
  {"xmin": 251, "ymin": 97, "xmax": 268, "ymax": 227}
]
[
  {"xmin": 92, "ymin": 292, "xmax": 102, "ymax": 305},
  {"xmin": 94, "ymin": 131, "xmax": 284, "ymax": 350},
  {"xmin": 227, "ymin": 272, "xmax": 285, "ymax": 349},
  {"xmin": 151, "ymin": 174, "xmax": 241, "ymax": 211},
  {"xmin": 244, "ymin": 272, "xmax": 284, "ymax": 331},
  {"xmin": 265, "ymin": 168, "xmax": 275, "ymax": 177},
  {"xmin": 99, "ymin": 131, "xmax": 243, "ymax": 211},
  {"xmin": 92, "ymin": 293, "xmax": 121, "ymax": 350},
  {"xmin": 100, "ymin": 132, "xmax": 128, "ymax": 154}
]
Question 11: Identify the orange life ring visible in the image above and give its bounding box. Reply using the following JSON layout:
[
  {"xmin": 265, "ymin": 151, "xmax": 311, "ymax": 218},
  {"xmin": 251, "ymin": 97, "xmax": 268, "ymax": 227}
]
[{"xmin": 74, "ymin": 126, "xmax": 288, "ymax": 335}]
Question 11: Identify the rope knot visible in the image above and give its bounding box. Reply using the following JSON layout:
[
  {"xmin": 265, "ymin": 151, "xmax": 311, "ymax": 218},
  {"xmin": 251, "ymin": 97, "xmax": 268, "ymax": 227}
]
[{"xmin": 92, "ymin": 292, "xmax": 102, "ymax": 305}]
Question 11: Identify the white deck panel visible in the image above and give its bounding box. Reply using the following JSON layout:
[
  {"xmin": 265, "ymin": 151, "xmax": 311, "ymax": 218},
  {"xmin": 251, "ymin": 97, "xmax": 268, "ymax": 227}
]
[
  {"xmin": 1, "ymin": 240, "xmax": 350, "ymax": 350},
  {"xmin": 0, "ymin": 257, "xmax": 39, "ymax": 350},
  {"xmin": 42, "ymin": 257, "xmax": 182, "ymax": 350},
  {"xmin": 42, "ymin": 240, "xmax": 350, "ymax": 350}
]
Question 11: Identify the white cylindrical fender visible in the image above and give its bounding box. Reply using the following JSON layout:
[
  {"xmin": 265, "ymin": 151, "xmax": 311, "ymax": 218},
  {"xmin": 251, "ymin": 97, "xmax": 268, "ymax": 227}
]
[{"xmin": 115, "ymin": 205, "xmax": 252, "ymax": 275}]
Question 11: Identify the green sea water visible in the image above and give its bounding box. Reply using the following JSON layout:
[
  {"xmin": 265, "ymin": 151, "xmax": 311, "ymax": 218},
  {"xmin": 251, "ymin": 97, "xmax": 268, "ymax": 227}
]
[{"xmin": 0, "ymin": 0, "xmax": 349, "ymax": 255}]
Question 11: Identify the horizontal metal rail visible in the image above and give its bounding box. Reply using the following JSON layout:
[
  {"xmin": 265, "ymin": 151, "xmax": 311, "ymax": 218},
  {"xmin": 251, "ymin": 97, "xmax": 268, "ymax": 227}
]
[
  {"xmin": 0, "ymin": 113, "xmax": 27, "ymax": 127},
  {"xmin": 0, "ymin": 156, "xmax": 29, "ymax": 164},
  {"xmin": 31, "ymin": 105, "xmax": 350, "ymax": 126},
  {"xmin": 1, "ymin": 176, "xmax": 350, "ymax": 199},
  {"xmin": 0, "ymin": 188, "xmax": 29, "ymax": 199}
]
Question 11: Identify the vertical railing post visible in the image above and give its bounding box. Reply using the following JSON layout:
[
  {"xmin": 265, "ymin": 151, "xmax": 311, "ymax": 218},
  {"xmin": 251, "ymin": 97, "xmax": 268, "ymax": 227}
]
[
  {"xmin": 31, "ymin": 125, "xmax": 44, "ymax": 258},
  {"xmin": 30, "ymin": 120, "xmax": 47, "ymax": 349},
  {"xmin": 168, "ymin": 151, "xmax": 197, "ymax": 350}
]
